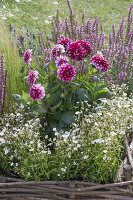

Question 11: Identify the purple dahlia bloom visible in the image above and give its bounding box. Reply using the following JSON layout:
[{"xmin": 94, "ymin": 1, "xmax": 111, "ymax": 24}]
[
  {"xmin": 55, "ymin": 56, "xmax": 69, "ymax": 67},
  {"xmin": 27, "ymin": 70, "xmax": 39, "ymax": 85},
  {"xmin": 29, "ymin": 84, "xmax": 45, "ymax": 101},
  {"xmin": 23, "ymin": 49, "xmax": 32, "ymax": 65},
  {"xmin": 51, "ymin": 44, "xmax": 65, "ymax": 59},
  {"xmin": 77, "ymin": 40, "xmax": 93, "ymax": 57},
  {"xmin": 57, "ymin": 37, "xmax": 72, "ymax": 49},
  {"xmin": 57, "ymin": 63, "xmax": 76, "ymax": 83},
  {"xmin": 90, "ymin": 52, "xmax": 109, "ymax": 72},
  {"xmin": 67, "ymin": 41, "xmax": 85, "ymax": 61}
]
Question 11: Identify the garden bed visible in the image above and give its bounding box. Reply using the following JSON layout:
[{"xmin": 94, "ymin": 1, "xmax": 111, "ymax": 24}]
[
  {"xmin": 0, "ymin": 1, "xmax": 133, "ymax": 200},
  {"xmin": 0, "ymin": 133, "xmax": 133, "ymax": 200}
]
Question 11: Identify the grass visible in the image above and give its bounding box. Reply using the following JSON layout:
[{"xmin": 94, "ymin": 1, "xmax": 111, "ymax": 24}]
[
  {"xmin": 0, "ymin": 0, "xmax": 132, "ymax": 33},
  {"xmin": 0, "ymin": 20, "xmax": 27, "ymax": 112}
]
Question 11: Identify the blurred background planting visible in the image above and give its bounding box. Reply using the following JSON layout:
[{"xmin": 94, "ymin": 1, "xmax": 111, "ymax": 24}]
[{"xmin": 0, "ymin": 0, "xmax": 132, "ymax": 33}]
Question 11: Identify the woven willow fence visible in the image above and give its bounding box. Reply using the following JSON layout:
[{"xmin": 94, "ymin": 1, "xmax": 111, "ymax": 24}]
[
  {"xmin": 0, "ymin": 178, "xmax": 133, "ymax": 200},
  {"xmin": 0, "ymin": 135, "xmax": 133, "ymax": 200}
]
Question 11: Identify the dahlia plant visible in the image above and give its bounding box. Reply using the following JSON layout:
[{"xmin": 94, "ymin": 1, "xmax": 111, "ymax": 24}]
[{"xmin": 21, "ymin": 37, "xmax": 110, "ymax": 138}]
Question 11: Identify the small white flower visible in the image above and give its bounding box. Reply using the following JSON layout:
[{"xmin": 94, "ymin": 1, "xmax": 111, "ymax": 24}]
[
  {"xmin": 61, "ymin": 168, "xmax": 66, "ymax": 172},
  {"xmin": 103, "ymin": 150, "xmax": 107, "ymax": 154},
  {"xmin": 83, "ymin": 155, "xmax": 89, "ymax": 159},
  {"xmin": 77, "ymin": 144, "xmax": 81, "ymax": 148},
  {"xmin": 0, "ymin": 138, "xmax": 5, "ymax": 144},
  {"xmin": 91, "ymin": 138, "xmax": 104, "ymax": 144},
  {"xmin": 3, "ymin": 147, "xmax": 9, "ymax": 155},
  {"xmin": 75, "ymin": 111, "xmax": 80, "ymax": 115},
  {"xmin": 47, "ymin": 150, "xmax": 51, "ymax": 155},
  {"xmin": 73, "ymin": 161, "xmax": 76, "ymax": 165}
]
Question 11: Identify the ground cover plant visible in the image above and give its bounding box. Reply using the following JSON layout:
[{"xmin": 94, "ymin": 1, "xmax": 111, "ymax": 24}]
[
  {"xmin": 0, "ymin": 0, "xmax": 133, "ymax": 184},
  {"xmin": 0, "ymin": 85, "xmax": 133, "ymax": 183}
]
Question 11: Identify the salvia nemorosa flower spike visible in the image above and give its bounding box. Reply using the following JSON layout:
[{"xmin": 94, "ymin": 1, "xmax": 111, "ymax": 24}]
[
  {"xmin": 0, "ymin": 53, "xmax": 6, "ymax": 113},
  {"xmin": 86, "ymin": 19, "xmax": 92, "ymax": 35},
  {"xmin": 66, "ymin": 0, "xmax": 76, "ymax": 40},
  {"xmin": 97, "ymin": 32, "xmax": 105, "ymax": 51},
  {"xmin": 116, "ymin": 16, "xmax": 125, "ymax": 44}
]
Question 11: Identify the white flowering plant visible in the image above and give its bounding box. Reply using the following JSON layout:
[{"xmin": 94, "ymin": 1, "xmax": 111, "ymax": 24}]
[{"xmin": 0, "ymin": 86, "xmax": 132, "ymax": 183}]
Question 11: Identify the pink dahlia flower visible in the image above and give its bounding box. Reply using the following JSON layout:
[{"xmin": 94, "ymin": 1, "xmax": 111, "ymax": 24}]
[
  {"xmin": 29, "ymin": 84, "xmax": 45, "ymax": 101},
  {"xmin": 90, "ymin": 53, "xmax": 109, "ymax": 72},
  {"xmin": 77, "ymin": 40, "xmax": 92, "ymax": 57},
  {"xmin": 57, "ymin": 63, "xmax": 76, "ymax": 83},
  {"xmin": 67, "ymin": 41, "xmax": 85, "ymax": 61},
  {"xmin": 55, "ymin": 56, "xmax": 69, "ymax": 67},
  {"xmin": 27, "ymin": 70, "xmax": 39, "ymax": 85},
  {"xmin": 23, "ymin": 49, "xmax": 32, "ymax": 65},
  {"xmin": 57, "ymin": 37, "xmax": 72, "ymax": 49},
  {"xmin": 51, "ymin": 44, "xmax": 65, "ymax": 59}
]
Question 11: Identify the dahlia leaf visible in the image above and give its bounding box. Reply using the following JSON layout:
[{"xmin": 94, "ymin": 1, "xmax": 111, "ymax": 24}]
[
  {"xmin": 13, "ymin": 94, "xmax": 21, "ymax": 102},
  {"xmin": 21, "ymin": 91, "xmax": 31, "ymax": 102},
  {"xmin": 76, "ymin": 88, "xmax": 89, "ymax": 101},
  {"xmin": 49, "ymin": 61, "xmax": 56, "ymax": 71},
  {"xmin": 50, "ymin": 100, "xmax": 62, "ymax": 112},
  {"xmin": 61, "ymin": 111, "xmax": 75, "ymax": 125},
  {"xmin": 31, "ymin": 104, "xmax": 47, "ymax": 114}
]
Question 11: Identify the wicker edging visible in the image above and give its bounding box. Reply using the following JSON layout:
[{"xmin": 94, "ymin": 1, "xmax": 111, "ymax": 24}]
[{"xmin": 0, "ymin": 178, "xmax": 133, "ymax": 200}]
